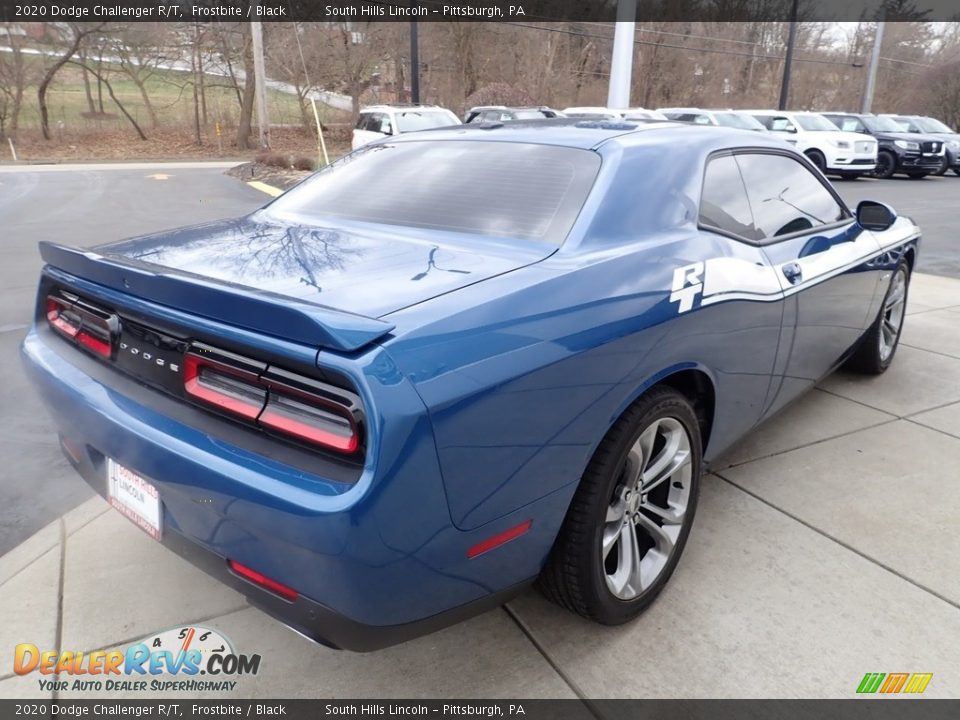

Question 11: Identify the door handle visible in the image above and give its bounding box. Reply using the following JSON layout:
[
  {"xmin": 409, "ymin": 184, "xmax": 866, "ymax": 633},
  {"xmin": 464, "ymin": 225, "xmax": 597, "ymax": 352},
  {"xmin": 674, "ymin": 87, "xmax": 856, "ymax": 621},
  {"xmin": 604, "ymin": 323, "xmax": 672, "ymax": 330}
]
[{"xmin": 782, "ymin": 262, "xmax": 803, "ymax": 284}]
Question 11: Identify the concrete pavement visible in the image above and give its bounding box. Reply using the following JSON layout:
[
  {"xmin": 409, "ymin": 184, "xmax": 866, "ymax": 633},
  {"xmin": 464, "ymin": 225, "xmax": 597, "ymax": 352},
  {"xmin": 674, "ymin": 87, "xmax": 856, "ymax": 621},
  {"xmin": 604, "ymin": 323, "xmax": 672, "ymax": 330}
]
[
  {"xmin": 0, "ymin": 163, "xmax": 266, "ymax": 554},
  {"xmin": 2, "ymin": 271, "xmax": 958, "ymax": 700}
]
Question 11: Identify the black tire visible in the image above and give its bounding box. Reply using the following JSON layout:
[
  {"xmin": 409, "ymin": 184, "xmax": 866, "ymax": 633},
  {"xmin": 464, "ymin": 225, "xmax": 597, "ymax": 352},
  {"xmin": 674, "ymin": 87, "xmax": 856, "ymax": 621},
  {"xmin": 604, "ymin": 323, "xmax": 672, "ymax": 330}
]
[
  {"xmin": 933, "ymin": 157, "xmax": 949, "ymax": 176},
  {"xmin": 873, "ymin": 150, "xmax": 896, "ymax": 179},
  {"xmin": 538, "ymin": 386, "xmax": 703, "ymax": 625},
  {"xmin": 906, "ymin": 172, "xmax": 928, "ymax": 179},
  {"xmin": 845, "ymin": 263, "xmax": 910, "ymax": 375},
  {"xmin": 954, "ymin": 168, "xmax": 960, "ymax": 177},
  {"xmin": 805, "ymin": 150, "xmax": 827, "ymax": 174}
]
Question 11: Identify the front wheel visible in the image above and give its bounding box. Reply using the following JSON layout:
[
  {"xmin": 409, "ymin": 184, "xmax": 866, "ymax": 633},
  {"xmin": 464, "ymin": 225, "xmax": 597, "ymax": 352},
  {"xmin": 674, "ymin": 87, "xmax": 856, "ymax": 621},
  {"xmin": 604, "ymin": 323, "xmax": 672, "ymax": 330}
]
[
  {"xmin": 933, "ymin": 157, "xmax": 949, "ymax": 176},
  {"xmin": 805, "ymin": 150, "xmax": 827, "ymax": 174},
  {"xmin": 873, "ymin": 150, "xmax": 896, "ymax": 179},
  {"xmin": 845, "ymin": 263, "xmax": 910, "ymax": 374},
  {"xmin": 954, "ymin": 168, "xmax": 960, "ymax": 177},
  {"xmin": 538, "ymin": 387, "xmax": 702, "ymax": 624}
]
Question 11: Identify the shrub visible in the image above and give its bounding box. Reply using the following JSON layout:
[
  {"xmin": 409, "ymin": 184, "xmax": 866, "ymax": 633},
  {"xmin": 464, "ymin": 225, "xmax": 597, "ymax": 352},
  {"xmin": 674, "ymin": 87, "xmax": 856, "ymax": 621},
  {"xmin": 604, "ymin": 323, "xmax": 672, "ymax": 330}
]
[{"xmin": 291, "ymin": 156, "xmax": 315, "ymax": 171}]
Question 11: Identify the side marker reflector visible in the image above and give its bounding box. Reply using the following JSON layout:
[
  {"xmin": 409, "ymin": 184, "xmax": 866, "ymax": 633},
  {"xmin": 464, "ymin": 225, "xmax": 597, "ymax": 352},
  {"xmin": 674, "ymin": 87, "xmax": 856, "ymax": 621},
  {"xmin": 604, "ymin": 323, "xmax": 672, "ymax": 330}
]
[
  {"xmin": 467, "ymin": 519, "xmax": 533, "ymax": 559},
  {"xmin": 228, "ymin": 560, "xmax": 299, "ymax": 601}
]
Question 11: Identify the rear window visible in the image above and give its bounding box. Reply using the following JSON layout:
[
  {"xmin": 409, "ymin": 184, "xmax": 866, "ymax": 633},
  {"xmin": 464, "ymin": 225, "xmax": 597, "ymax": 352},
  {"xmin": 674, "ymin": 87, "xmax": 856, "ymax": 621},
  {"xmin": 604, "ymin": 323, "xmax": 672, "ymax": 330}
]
[{"xmin": 266, "ymin": 141, "xmax": 601, "ymax": 244}]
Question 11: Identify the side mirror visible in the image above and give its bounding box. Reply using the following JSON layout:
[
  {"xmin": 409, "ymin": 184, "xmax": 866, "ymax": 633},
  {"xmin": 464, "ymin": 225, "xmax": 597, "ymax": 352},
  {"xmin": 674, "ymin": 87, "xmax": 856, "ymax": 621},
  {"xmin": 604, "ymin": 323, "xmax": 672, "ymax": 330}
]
[{"xmin": 857, "ymin": 200, "xmax": 897, "ymax": 232}]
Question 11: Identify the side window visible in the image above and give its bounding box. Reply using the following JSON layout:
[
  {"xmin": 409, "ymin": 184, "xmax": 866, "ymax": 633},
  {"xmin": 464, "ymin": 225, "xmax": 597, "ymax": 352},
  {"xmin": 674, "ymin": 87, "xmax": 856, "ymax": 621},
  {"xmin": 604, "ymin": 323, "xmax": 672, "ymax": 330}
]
[
  {"xmin": 735, "ymin": 153, "xmax": 848, "ymax": 240},
  {"xmin": 753, "ymin": 115, "xmax": 774, "ymax": 130},
  {"xmin": 698, "ymin": 155, "xmax": 761, "ymax": 241},
  {"xmin": 355, "ymin": 113, "xmax": 370, "ymax": 131},
  {"xmin": 840, "ymin": 118, "xmax": 865, "ymax": 133},
  {"xmin": 770, "ymin": 117, "xmax": 796, "ymax": 133},
  {"xmin": 693, "ymin": 114, "xmax": 712, "ymax": 125}
]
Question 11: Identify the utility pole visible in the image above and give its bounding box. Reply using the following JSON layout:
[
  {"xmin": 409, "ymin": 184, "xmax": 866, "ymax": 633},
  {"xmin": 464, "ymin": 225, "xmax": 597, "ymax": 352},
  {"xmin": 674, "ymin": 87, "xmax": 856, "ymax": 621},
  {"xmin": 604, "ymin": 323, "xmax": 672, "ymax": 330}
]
[
  {"xmin": 250, "ymin": 16, "xmax": 270, "ymax": 148},
  {"xmin": 778, "ymin": 0, "xmax": 799, "ymax": 111},
  {"xmin": 607, "ymin": 0, "xmax": 637, "ymax": 109},
  {"xmin": 861, "ymin": 19, "xmax": 885, "ymax": 114},
  {"xmin": 410, "ymin": 19, "xmax": 420, "ymax": 104}
]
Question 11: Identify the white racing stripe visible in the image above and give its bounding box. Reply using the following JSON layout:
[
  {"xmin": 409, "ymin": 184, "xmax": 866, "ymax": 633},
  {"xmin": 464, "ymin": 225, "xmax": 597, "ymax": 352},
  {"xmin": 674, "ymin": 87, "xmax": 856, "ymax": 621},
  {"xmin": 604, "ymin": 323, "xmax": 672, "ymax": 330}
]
[{"xmin": 691, "ymin": 219, "xmax": 919, "ymax": 308}]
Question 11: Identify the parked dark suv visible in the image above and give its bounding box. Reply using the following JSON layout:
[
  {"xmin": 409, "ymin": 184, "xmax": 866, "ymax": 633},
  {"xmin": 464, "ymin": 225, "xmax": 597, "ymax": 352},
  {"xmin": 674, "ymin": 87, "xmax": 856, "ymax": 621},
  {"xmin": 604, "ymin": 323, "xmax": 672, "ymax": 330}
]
[
  {"xmin": 881, "ymin": 114, "xmax": 960, "ymax": 177},
  {"xmin": 464, "ymin": 106, "xmax": 565, "ymax": 123},
  {"xmin": 823, "ymin": 112, "xmax": 945, "ymax": 179}
]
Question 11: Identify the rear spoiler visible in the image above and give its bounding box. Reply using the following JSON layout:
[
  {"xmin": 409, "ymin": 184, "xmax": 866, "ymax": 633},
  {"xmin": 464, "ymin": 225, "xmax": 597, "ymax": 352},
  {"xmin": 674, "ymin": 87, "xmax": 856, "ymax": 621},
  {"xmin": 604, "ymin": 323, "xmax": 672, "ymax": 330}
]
[{"xmin": 39, "ymin": 242, "xmax": 395, "ymax": 353}]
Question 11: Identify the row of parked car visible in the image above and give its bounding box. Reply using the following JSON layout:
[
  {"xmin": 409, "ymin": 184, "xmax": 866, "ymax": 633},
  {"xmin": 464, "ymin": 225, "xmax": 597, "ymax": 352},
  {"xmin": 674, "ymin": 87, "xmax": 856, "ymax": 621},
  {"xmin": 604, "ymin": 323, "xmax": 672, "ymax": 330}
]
[{"xmin": 350, "ymin": 103, "xmax": 960, "ymax": 180}]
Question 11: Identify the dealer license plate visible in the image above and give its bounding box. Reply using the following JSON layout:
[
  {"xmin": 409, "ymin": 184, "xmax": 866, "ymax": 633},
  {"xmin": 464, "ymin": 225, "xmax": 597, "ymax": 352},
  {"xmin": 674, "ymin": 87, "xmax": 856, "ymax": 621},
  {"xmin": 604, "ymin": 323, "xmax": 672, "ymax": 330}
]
[{"xmin": 107, "ymin": 459, "xmax": 162, "ymax": 540}]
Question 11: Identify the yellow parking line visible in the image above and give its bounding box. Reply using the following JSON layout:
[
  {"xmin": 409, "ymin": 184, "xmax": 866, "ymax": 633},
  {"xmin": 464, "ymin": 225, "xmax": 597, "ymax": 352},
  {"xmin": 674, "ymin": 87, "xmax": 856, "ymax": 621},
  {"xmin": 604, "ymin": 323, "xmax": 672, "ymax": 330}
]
[{"xmin": 247, "ymin": 180, "xmax": 284, "ymax": 197}]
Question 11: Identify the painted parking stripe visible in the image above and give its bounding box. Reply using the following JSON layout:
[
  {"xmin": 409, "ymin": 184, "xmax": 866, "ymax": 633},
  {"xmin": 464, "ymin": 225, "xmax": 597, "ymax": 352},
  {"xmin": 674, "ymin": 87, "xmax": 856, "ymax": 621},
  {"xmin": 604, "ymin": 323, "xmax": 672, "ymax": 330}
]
[{"xmin": 247, "ymin": 181, "xmax": 284, "ymax": 197}]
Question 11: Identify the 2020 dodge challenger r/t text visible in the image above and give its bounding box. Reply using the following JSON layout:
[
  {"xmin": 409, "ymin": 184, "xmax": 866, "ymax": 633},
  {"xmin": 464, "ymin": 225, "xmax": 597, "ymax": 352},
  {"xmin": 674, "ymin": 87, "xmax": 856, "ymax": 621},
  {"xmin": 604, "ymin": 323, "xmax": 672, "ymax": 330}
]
[{"xmin": 21, "ymin": 122, "xmax": 918, "ymax": 651}]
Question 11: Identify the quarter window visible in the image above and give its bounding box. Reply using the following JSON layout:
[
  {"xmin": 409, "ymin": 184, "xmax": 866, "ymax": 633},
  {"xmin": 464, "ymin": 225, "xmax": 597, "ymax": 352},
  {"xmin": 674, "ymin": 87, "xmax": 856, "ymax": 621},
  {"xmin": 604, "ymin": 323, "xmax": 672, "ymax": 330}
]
[
  {"xmin": 735, "ymin": 153, "xmax": 848, "ymax": 239},
  {"xmin": 699, "ymin": 155, "xmax": 761, "ymax": 241}
]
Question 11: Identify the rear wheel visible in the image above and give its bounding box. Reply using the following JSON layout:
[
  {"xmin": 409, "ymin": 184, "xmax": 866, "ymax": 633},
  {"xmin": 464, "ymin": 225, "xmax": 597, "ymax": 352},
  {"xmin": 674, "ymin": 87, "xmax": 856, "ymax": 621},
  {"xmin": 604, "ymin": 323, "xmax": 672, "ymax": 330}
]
[
  {"xmin": 538, "ymin": 387, "xmax": 702, "ymax": 624},
  {"xmin": 845, "ymin": 263, "xmax": 910, "ymax": 375},
  {"xmin": 873, "ymin": 150, "xmax": 896, "ymax": 179},
  {"xmin": 954, "ymin": 168, "xmax": 960, "ymax": 177}
]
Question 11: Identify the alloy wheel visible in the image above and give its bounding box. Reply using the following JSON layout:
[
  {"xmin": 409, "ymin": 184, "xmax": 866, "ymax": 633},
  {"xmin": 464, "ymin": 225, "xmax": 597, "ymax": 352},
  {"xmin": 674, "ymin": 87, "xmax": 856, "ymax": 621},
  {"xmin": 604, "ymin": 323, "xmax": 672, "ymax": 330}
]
[
  {"xmin": 602, "ymin": 417, "xmax": 692, "ymax": 600},
  {"xmin": 874, "ymin": 153, "xmax": 894, "ymax": 178},
  {"xmin": 879, "ymin": 267, "xmax": 907, "ymax": 362}
]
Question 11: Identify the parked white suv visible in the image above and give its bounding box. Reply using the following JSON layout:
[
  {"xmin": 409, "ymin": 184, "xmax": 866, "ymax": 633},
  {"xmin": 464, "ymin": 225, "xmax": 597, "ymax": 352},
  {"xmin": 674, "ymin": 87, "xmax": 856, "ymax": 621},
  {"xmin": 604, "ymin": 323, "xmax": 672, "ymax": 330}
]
[
  {"xmin": 658, "ymin": 107, "xmax": 768, "ymax": 131},
  {"xmin": 562, "ymin": 107, "xmax": 668, "ymax": 121},
  {"xmin": 352, "ymin": 105, "xmax": 461, "ymax": 150},
  {"xmin": 744, "ymin": 110, "xmax": 877, "ymax": 178}
]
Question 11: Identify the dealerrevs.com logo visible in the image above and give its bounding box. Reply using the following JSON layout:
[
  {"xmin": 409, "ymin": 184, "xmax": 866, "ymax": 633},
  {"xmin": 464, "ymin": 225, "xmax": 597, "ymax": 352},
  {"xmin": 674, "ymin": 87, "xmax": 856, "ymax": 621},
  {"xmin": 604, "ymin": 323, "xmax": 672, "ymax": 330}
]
[
  {"xmin": 14, "ymin": 625, "xmax": 260, "ymax": 693},
  {"xmin": 856, "ymin": 672, "xmax": 933, "ymax": 695}
]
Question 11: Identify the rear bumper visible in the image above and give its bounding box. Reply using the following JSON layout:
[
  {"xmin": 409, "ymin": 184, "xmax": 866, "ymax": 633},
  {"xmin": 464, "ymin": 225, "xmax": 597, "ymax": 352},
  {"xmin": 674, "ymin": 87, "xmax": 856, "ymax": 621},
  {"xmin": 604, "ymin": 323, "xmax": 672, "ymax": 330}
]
[
  {"xmin": 21, "ymin": 327, "xmax": 549, "ymax": 650},
  {"xmin": 67, "ymin": 451, "xmax": 531, "ymax": 651}
]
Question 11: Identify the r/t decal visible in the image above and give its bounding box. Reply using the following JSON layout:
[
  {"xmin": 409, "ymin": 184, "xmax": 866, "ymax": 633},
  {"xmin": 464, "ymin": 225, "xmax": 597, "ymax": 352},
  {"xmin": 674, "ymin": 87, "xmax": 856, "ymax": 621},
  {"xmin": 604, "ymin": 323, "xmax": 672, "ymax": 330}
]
[{"xmin": 670, "ymin": 262, "xmax": 704, "ymax": 313}]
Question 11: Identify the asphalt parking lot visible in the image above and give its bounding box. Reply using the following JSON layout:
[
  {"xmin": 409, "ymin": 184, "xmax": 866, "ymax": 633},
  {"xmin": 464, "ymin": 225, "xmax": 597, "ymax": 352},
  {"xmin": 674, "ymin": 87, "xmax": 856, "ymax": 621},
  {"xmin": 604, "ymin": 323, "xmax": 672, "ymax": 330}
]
[{"xmin": 1, "ymin": 164, "xmax": 959, "ymax": 699}]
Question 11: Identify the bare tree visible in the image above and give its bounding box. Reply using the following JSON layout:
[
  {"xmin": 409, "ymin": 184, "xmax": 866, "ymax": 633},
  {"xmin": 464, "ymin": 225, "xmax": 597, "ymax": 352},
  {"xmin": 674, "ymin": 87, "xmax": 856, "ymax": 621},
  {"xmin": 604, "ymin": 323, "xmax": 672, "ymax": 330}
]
[
  {"xmin": 109, "ymin": 22, "xmax": 174, "ymax": 129},
  {"xmin": 68, "ymin": 59, "xmax": 148, "ymax": 140},
  {"xmin": 0, "ymin": 24, "xmax": 28, "ymax": 138},
  {"xmin": 237, "ymin": 23, "xmax": 257, "ymax": 149},
  {"xmin": 37, "ymin": 23, "xmax": 105, "ymax": 140}
]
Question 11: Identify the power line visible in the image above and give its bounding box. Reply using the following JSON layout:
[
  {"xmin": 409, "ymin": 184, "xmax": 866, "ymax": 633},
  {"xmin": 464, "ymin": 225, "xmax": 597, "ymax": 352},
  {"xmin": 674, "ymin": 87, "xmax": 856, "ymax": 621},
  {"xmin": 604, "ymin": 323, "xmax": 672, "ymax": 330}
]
[{"xmin": 498, "ymin": 21, "xmax": 871, "ymax": 70}]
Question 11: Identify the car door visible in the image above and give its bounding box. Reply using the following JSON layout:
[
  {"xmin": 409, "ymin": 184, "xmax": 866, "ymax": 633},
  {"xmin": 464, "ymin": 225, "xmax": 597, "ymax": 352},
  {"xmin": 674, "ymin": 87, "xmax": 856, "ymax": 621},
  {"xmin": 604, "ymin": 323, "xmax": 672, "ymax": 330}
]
[{"xmin": 733, "ymin": 150, "xmax": 884, "ymax": 417}]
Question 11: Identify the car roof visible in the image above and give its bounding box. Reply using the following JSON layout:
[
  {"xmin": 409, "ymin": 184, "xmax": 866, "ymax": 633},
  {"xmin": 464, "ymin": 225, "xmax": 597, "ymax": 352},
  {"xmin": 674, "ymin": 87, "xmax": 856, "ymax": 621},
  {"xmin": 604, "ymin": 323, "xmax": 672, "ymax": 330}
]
[
  {"xmin": 380, "ymin": 117, "xmax": 791, "ymax": 153},
  {"xmin": 360, "ymin": 105, "xmax": 451, "ymax": 112},
  {"xmin": 468, "ymin": 105, "xmax": 555, "ymax": 111}
]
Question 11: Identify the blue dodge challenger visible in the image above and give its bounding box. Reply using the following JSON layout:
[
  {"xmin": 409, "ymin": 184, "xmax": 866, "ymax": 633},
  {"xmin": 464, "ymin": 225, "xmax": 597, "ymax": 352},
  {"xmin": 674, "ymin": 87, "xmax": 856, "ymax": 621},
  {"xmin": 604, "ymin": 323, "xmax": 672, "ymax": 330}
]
[{"xmin": 22, "ymin": 121, "xmax": 918, "ymax": 650}]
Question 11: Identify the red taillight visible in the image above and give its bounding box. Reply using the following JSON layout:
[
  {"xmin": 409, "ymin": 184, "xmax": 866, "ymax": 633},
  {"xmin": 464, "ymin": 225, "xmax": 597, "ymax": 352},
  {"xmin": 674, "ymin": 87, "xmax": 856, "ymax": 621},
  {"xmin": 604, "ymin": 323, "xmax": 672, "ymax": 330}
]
[
  {"xmin": 46, "ymin": 295, "xmax": 113, "ymax": 358},
  {"xmin": 259, "ymin": 392, "xmax": 359, "ymax": 453},
  {"xmin": 228, "ymin": 560, "xmax": 298, "ymax": 601},
  {"xmin": 467, "ymin": 520, "xmax": 533, "ymax": 559},
  {"xmin": 76, "ymin": 328, "xmax": 111, "ymax": 358},
  {"xmin": 46, "ymin": 297, "xmax": 79, "ymax": 338},
  {"xmin": 182, "ymin": 349, "xmax": 362, "ymax": 455},
  {"xmin": 183, "ymin": 353, "xmax": 266, "ymax": 420}
]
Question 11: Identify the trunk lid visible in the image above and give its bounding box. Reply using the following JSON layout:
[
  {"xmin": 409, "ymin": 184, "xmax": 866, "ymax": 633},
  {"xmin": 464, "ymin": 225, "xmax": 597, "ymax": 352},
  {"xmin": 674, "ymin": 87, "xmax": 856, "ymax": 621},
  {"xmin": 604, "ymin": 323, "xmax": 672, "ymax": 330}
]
[{"xmin": 40, "ymin": 215, "xmax": 552, "ymax": 351}]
